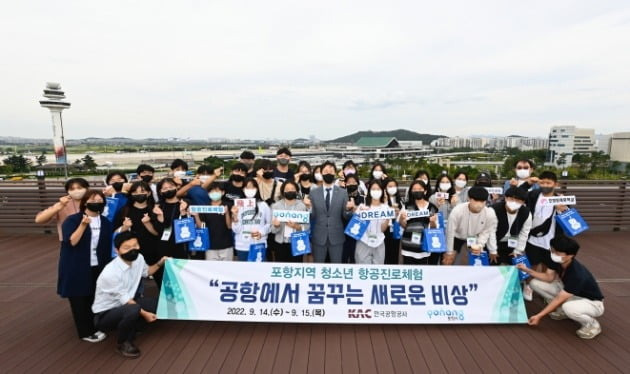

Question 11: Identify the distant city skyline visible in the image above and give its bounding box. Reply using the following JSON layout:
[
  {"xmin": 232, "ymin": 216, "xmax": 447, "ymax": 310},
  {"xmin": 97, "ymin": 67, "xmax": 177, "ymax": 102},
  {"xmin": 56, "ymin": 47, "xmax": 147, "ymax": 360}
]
[{"xmin": 1, "ymin": 1, "xmax": 629, "ymax": 140}]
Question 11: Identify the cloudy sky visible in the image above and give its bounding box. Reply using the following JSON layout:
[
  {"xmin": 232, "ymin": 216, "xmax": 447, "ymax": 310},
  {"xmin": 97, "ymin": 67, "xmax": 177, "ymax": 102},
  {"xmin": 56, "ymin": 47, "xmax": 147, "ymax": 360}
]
[{"xmin": 1, "ymin": 0, "xmax": 629, "ymax": 140}]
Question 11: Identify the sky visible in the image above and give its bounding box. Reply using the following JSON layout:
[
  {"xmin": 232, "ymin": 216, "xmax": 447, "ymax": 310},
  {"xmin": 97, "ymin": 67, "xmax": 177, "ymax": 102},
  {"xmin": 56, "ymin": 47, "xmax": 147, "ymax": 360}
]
[{"xmin": 1, "ymin": 0, "xmax": 629, "ymax": 141}]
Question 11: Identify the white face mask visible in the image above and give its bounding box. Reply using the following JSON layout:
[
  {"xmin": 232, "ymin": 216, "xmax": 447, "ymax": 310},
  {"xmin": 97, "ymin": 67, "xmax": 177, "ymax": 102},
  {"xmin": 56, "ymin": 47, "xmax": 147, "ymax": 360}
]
[
  {"xmin": 243, "ymin": 188, "xmax": 257, "ymax": 198},
  {"xmin": 199, "ymin": 175, "xmax": 211, "ymax": 183},
  {"xmin": 420, "ymin": 178, "xmax": 429, "ymax": 185},
  {"xmin": 68, "ymin": 188, "xmax": 87, "ymax": 200},
  {"xmin": 439, "ymin": 183, "xmax": 451, "ymax": 191},
  {"xmin": 372, "ymin": 170, "xmax": 384, "ymax": 179},
  {"xmin": 506, "ymin": 201, "xmax": 523, "ymax": 211},
  {"xmin": 550, "ymin": 253, "xmax": 564, "ymax": 263},
  {"xmin": 516, "ymin": 169, "xmax": 530, "ymax": 179},
  {"xmin": 386, "ymin": 186, "xmax": 398, "ymax": 196},
  {"xmin": 174, "ymin": 171, "xmax": 186, "ymax": 178},
  {"xmin": 370, "ymin": 189, "xmax": 383, "ymax": 200},
  {"xmin": 455, "ymin": 179, "xmax": 467, "ymax": 189},
  {"xmin": 314, "ymin": 173, "xmax": 323, "ymax": 182}
]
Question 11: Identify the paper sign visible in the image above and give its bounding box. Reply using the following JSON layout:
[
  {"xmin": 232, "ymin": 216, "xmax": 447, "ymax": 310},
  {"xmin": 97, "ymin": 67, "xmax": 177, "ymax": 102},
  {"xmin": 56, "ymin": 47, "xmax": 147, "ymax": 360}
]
[
  {"xmin": 189, "ymin": 205, "xmax": 226, "ymax": 214},
  {"xmin": 540, "ymin": 196, "xmax": 577, "ymax": 206},
  {"xmin": 272, "ymin": 210, "xmax": 310, "ymax": 223},
  {"xmin": 235, "ymin": 198, "xmax": 256, "ymax": 209},
  {"xmin": 485, "ymin": 187, "xmax": 504, "ymax": 195},
  {"xmin": 435, "ymin": 192, "xmax": 449, "ymax": 199},
  {"xmin": 357, "ymin": 208, "xmax": 396, "ymax": 221},
  {"xmin": 405, "ymin": 209, "xmax": 431, "ymax": 219}
]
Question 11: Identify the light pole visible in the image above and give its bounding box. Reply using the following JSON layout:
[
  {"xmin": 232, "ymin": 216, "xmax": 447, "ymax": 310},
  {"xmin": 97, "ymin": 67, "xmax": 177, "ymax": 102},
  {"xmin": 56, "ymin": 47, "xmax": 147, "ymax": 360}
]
[{"xmin": 39, "ymin": 82, "xmax": 71, "ymax": 178}]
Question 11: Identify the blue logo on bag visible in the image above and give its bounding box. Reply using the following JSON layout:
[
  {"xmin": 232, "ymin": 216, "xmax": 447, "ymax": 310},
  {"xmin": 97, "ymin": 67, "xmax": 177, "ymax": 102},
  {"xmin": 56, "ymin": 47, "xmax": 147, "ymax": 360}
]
[
  {"xmin": 248, "ymin": 243, "xmax": 266, "ymax": 262},
  {"xmin": 174, "ymin": 217, "xmax": 196, "ymax": 243},
  {"xmin": 291, "ymin": 231, "xmax": 311, "ymax": 256},
  {"xmin": 188, "ymin": 227, "xmax": 210, "ymax": 251}
]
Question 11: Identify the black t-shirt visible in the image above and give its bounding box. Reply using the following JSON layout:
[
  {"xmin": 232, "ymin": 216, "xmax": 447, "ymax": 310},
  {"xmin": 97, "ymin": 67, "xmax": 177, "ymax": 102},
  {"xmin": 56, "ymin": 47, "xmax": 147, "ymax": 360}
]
[
  {"xmin": 157, "ymin": 201, "xmax": 189, "ymax": 259},
  {"xmin": 200, "ymin": 205, "xmax": 234, "ymax": 250},
  {"xmin": 124, "ymin": 205, "xmax": 162, "ymax": 264},
  {"xmin": 273, "ymin": 168, "xmax": 294, "ymax": 183},
  {"xmin": 549, "ymin": 259, "xmax": 604, "ymax": 301},
  {"xmin": 223, "ymin": 181, "xmax": 245, "ymax": 205}
]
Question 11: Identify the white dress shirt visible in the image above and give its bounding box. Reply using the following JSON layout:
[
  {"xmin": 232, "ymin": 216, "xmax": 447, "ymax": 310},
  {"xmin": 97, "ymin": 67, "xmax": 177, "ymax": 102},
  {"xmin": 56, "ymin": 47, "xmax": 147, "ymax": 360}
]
[{"xmin": 92, "ymin": 254, "xmax": 149, "ymax": 314}]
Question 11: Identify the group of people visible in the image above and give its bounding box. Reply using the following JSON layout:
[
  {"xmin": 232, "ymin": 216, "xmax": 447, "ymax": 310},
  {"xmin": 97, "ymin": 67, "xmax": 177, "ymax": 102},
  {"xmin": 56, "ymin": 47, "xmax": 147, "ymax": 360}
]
[{"xmin": 35, "ymin": 150, "xmax": 605, "ymax": 358}]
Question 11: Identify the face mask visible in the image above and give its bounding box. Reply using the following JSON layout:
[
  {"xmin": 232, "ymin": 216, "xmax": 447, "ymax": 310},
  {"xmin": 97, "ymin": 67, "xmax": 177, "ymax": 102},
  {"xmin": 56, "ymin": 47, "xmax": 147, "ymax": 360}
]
[
  {"xmin": 130, "ymin": 194, "xmax": 148, "ymax": 203},
  {"xmin": 121, "ymin": 249, "xmax": 140, "ymax": 262},
  {"xmin": 506, "ymin": 201, "xmax": 523, "ymax": 211},
  {"xmin": 284, "ymin": 191, "xmax": 297, "ymax": 200},
  {"xmin": 140, "ymin": 175, "xmax": 153, "ymax": 183},
  {"xmin": 372, "ymin": 170, "xmax": 383, "ymax": 179},
  {"xmin": 344, "ymin": 168, "xmax": 356, "ymax": 176},
  {"xmin": 346, "ymin": 185, "xmax": 358, "ymax": 194},
  {"xmin": 277, "ymin": 158, "xmax": 290, "ymax": 166},
  {"xmin": 301, "ymin": 186, "xmax": 310, "ymax": 195},
  {"xmin": 420, "ymin": 178, "xmax": 429, "ymax": 185},
  {"xmin": 174, "ymin": 171, "xmax": 186, "ymax": 178},
  {"xmin": 231, "ymin": 174, "xmax": 245, "ymax": 183},
  {"xmin": 299, "ymin": 173, "xmax": 311, "ymax": 181},
  {"xmin": 412, "ymin": 191, "xmax": 425, "ymax": 200},
  {"xmin": 314, "ymin": 173, "xmax": 323, "ymax": 182},
  {"xmin": 455, "ymin": 179, "xmax": 467, "ymax": 189},
  {"xmin": 550, "ymin": 253, "xmax": 564, "ymax": 264},
  {"xmin": 199, "ymin": 175, "xmax": 211, "ymax": 183},
  {"xmin": 370, "ymin": 190, "xmax": 383, "ymax": 200},
  {"xmin": 322, "ymin": 174, "xmax": 335, "ymax": 184},
  {"xmin": 516, "ymin": 169, "xmax": 530, "ymax": 179},
  {"xmin": 263, "ymin": 171, "xmax": 274, "ymax": 179},
  {"xmin": 540, "ymin": 186, "xmax": 554, "ymax": 195},
  {"xmin": 387, "ymin": 186, "xmax": 398, "ymax": 196},
  {"xmin": 86, "ymin": 202, "xmax": 105, "ymax": 213},
  {"xmin": 244, "ymin": 188, "xmax": 257, "ymax": 198},
  {"xmin": 110, "ymin": 182, "xmax": 124, "ymax": 192},
  {"xmin": 439, "ymin": 183, "xmax": 452, "ymax": 191},
  {"xmin": 209, "ymin": 192, "xmax": 223, "ymax": 201},
  {"xmin": 68, "ymin": 188, "xmax": 86, "ymax": 200},
  {"xmin": 242, "ymin": 161, "xmax": 254, "ymax": 169},
  {"xmin": 161, "ymin": 189, "xmax": 177, "ymax": 199}
]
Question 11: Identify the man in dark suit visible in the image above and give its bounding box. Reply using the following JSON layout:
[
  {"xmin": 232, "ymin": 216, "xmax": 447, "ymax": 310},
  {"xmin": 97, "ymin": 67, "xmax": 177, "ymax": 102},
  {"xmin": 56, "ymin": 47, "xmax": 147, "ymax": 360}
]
[{"xmin": 308, "ymin": 161, "xmax": 355, "ymax": 263}]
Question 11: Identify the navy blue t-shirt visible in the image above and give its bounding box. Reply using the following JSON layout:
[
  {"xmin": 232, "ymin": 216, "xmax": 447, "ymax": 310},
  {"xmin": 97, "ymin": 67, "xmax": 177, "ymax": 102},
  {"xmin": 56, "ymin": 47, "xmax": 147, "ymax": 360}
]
[
  {"xmin": 549, "ymin": 259, "xmax": 604, "ymax": 301},
  {"xmin": 186, "ymin": 185, "xmax": 211, "ymax": 206}
]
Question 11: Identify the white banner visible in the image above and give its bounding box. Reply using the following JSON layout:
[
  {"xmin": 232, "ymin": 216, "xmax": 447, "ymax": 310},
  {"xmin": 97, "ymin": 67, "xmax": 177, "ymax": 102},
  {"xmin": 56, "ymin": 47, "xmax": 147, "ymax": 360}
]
[
  {"xmin": 540, "ymin": 195, "xmax": 577, "ymax": 206},
  {"xmin": 272, "ymin": 210, "xmax": 310, "ymax": 223},
  {"xmin": 157, "ymin": 260, "xmax": 527, "ymax": 324},
  {"xmin": 189, "ymin": 205, "xmax": 226, "ymax": 214},
  {"xmin": 357, "ymin": 208, "xmax": 396, "ymax": 221}
]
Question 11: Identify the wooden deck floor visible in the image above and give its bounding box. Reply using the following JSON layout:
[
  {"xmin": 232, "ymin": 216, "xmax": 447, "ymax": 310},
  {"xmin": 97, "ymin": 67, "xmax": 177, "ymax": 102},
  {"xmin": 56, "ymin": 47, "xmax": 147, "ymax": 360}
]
[{"xmin": 1, "ymin": 232, "xmax": 629, "ymax": 373}]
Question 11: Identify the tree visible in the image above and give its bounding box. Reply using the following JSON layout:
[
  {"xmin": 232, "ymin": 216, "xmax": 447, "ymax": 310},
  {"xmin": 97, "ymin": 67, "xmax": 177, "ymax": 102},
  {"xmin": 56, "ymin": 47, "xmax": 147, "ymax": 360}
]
[
  {"xmin": 203, "ymin": 156, "xmax": 224, "ymax": 172},
  {"xmin": 82, "ymin": 154, "xmax": 98, "ymax": 171},
  {"xmin": 35, "ymin": 153, "xmax": 47, "ymax": 166},
  {"xmin": 3, "ymin": 154, "xmax": 31, "ymax": 173}
]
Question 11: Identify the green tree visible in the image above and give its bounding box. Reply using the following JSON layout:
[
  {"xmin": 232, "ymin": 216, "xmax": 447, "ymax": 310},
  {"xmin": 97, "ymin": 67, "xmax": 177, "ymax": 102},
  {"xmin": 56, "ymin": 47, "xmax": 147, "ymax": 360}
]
[
  {"xmin": 82, "ymin": 154, "xmax": 98, "ymax": 171},
  {"xmin": 3, "ymin": 154, "xmax": 31, "ymax": 173}
]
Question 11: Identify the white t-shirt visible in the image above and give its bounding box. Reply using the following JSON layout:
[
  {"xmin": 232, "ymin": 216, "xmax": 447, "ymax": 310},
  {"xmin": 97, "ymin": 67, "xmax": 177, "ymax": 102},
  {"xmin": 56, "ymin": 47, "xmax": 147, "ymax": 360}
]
[
  {"xmin": 89, "ymin": 215, "xmax": 101, "ymax": 266},
  {"xmin": 527, "ymin": 194, "xmax": 556, "ymax": 249}
]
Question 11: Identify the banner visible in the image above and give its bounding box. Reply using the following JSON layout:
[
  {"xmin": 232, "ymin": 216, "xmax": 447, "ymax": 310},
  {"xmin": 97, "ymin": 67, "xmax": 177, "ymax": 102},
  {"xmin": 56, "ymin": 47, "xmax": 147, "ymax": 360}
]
[
  {"xmin": 189, "ymin": 205, "xmax": 225, "ymax": 214},
  {"xmin": 272, "ymin": 210, "xmax": 310, "ymax": 223},
  {"xmin": 157, "ymin": 260, "xmax": 527, "ymax": 324}
]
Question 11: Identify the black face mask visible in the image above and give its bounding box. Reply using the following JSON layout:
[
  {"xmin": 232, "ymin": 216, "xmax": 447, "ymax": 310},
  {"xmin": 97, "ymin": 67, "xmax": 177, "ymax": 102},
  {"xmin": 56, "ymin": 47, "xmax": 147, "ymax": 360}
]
[
  {"xmin": 412, "ymin": 191, "xmax": 425, "ymax": 200},
  {"xmin": 161, "ymin": 189, "xmax": 177, "ymax": 199},
  {"xmin": 284, "ymin": 191, "xmax": 297, "ymax": 200},
  {"xmin": 130, "ymin": 194, "xmax": 148, "ymax": 203},
  {"xmin": 140, "ymin": 175, "xmax": 153, "ymax": 183},
  {"xmin": 263, "ymin": 171, "xmax": 274, "ymax": 179},
  {"xmin": 86, "ymin": 202, "xmax": 105, "ymax": 213},
  {"xmin": 231, "ymin": 174, "xmax": 245, "ymax": 183},
  {"xmin": 300, "ymin": 186, "xmax": 310, "ymax": 195},
  {"xmin": 120, "ymin": 249, "xmax": 140, "ymax": 262},
  {"xmin": 322, "ymin": 173, "xmax": 335, "ymax": 184},
  {"xmin": 111, "ymin": 182, "xmax": 124, "ymax": 192},
  {"xmin": 299, "ymin": 173, "xmax": 311, "ymax": 182},
  {"xmin": 540, "ymin": 186, "xmax": 554, "ymax": 195},
  {"xmin": 346, "ymin": 185, "xmax": 358, "ymax": 194}
]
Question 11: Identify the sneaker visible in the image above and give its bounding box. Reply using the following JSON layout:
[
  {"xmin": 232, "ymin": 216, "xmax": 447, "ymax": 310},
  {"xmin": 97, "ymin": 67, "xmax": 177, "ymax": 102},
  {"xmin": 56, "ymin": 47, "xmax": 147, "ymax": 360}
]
[
  {"xmin": 82, "ymin": 333, "xmax": 107, "ymax": 343},
  {"xmin": 576, "ymin": 320, "xmax": 601, "ymax": 339},
  {"xmin": 523, "ymin": 284, "xmax": 533, "ymax": 301},
  {"xmin": 116, "ymin": 341, "xmax": 141, "ymax": 358},
  {"xmin": 549, "ymin": 309, "xmax": 568, "ymax": 320}
]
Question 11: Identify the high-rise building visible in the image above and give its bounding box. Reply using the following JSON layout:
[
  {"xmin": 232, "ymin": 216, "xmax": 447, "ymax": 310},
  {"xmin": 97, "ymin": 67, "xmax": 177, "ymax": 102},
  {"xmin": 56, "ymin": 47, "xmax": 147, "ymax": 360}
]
[
  {"xmin": 609, "ymin": 132, "xmax": 630, "ymax": 163},
  {"xmin": 546, "ymin": 126, "xmax": 595, "ymax": 167}
]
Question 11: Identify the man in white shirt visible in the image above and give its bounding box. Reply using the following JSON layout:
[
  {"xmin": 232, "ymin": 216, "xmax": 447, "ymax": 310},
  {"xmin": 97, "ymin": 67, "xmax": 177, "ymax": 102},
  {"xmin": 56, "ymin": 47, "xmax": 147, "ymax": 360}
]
[
  {"xmin": 92, "ymin": 231, "xmax": 168, "ymax": 358},
  {"xmin": 443, "ymin": 186, "xmax": 498, "ymax": 265}
]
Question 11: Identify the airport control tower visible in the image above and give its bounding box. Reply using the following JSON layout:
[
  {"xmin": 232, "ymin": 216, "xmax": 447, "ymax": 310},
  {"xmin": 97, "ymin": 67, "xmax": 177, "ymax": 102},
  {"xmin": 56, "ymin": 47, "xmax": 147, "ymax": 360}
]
[{"xmin": 39, "ymin": 82, "xmax": 71, "ymax": 177}]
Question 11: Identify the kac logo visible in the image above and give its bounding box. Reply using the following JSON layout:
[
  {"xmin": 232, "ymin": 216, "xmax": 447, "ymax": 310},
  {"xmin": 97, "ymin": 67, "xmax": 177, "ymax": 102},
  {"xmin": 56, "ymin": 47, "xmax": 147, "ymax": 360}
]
[{"xmin": 347, "ymin": 309, "xmax": 372, "ymax": 319}]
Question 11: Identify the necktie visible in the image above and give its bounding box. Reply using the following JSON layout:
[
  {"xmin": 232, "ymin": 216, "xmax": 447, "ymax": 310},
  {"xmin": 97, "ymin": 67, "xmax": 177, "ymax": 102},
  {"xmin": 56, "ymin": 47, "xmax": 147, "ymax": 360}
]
[{"xmin": 325, "ymin": 188, "xmax": 331, "ymax": 210}]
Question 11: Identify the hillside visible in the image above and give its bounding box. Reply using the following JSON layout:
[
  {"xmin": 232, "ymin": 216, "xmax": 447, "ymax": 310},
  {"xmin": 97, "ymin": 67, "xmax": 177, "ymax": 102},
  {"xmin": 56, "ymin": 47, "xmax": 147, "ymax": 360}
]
[{"xmin": 327, "ymin": 129, "xmax": 446, "ymax": 144}]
